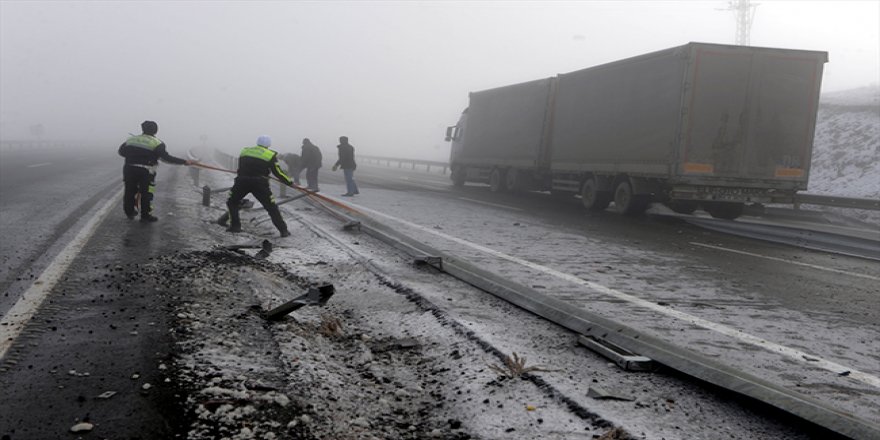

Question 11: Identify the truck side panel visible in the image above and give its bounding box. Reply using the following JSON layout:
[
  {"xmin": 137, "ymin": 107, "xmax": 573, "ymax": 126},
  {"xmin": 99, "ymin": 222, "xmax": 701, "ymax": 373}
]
[
  {"xmin": 549, "ymin": 46, "xmax": 688, "ymax": 173},
  {"xmin": 458, "ymin": 78, "xmax": 553, "ymax": 167},
  {"xmin": 679, "ymin": 45, "xmax": 826, "ymax": 189}
]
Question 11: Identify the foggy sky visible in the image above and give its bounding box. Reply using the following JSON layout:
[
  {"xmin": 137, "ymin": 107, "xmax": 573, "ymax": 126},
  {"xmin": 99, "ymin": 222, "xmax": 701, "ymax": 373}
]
[{"xmin": 1, "ymin": 0, "xmax": 878, "ymax": 161}]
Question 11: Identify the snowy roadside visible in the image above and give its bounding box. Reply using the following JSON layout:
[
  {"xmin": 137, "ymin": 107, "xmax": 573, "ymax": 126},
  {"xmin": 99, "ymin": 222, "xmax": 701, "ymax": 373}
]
[
  {"xmin": 123, "ymin": 168, "xmax": 822, "ymax": 440},
  {"xmin": 134, "ymin": 173, "xmax": 628, "ymax": 440},
  {"xmin": 809, "ymin": 86, "xmax": 880, "ymax": 225}
]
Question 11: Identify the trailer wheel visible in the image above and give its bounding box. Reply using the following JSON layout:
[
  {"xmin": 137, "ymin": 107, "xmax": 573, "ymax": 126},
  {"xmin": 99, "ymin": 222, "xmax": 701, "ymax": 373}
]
[
  {"xmin": 489, "ymin": 168, "xmax": 507, "ymax": 193},
  {"xmin": 451, "ymin": 166, "xmax": 466, "ymax": 187},
  {"xmin": 666, "ymin": 200, "xmax": 699, "ymax": 215},
  {"xmin": 613, "ymin": 179, "xmax": 649, "ymax": 215},
  {"xmin": 505, "ymin": 169, "xmax": 521, "ymax": 192},
  {"xmin": 581, "ymin": 178, "xmax": 611, "ymax": 211},
  {"xmin": 703, "ymin": 201, "xmax": 744, "ymax": 220}
]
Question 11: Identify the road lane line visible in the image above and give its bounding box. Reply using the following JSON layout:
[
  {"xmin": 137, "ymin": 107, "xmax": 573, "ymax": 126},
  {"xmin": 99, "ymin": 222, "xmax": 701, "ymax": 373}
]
[
  {"xmin": 27, "ymin": 162, "xmax": 52, "ymax": 168},
  {"xmin": 0, "ymin": 188, "xmax": 122, "ymax": 359},
  {"xmin": 690, "ymin": 242, "xmax": 880, "ymax": 281},
  {"xmin": 457, "ymin": 197, "xmax": 523, "ymax": 211},
  {"xmin": 342, "ymin": 201, "xmax": 880, "ymax": 389}
]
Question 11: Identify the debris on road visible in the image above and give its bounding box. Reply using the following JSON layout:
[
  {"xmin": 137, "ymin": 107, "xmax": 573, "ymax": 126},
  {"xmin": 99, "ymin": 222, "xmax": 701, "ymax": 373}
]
[
  {"xmin": 69, "ymin": 421, "xmax": 94, "ymax": 433},
  {"xmin": 266, "ymin": 284, "xmax": 335, "ymax": 321}
]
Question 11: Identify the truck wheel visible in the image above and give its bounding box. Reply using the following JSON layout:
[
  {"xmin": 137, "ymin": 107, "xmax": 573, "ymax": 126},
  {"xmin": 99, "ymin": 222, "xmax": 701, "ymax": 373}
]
[
  {"xmin": 489, "ymin": 168, "xmax": 507, "ymax": 193},
  {"xmin": 704, "ymin": 202, "xmax": 744, "ymax": 220},
  {"xmin": 613, "ymin": 180, "xmax": 649, "ymax": 215},
  {"xmin": 666, "ymin": 200, "xmax": 698, "ymax": 215},
  {"xmin": 451, "ymin": 166, "xmax": 466, "ymax": 187},
  {"xmin": 581, "ymin": 178, "xmax": 611, "ymax": 211},
  {"xmin": 505, "ymin": 169, "xmax": 521, "ymax": 192}
]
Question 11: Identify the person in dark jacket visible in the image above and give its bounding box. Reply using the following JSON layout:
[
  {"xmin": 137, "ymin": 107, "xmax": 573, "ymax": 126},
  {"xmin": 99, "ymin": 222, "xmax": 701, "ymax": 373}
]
[
  {"xmin": 300, "ymin": 138, "xmax": 322, "ymax": 191},
  {"xmin": 332, "ymin": 136, "xmax": 359, "ymax": 196},
  {"xmin": 118, "ymin": 120, "xmax": 192, "ymax": 222},
  {"xmin": 281, "ymin": 152, "xmax": 302, "ymax": 185},
  {"xmin": 225, "ymin": 135, "xmax": 292, "ymax": 237}
]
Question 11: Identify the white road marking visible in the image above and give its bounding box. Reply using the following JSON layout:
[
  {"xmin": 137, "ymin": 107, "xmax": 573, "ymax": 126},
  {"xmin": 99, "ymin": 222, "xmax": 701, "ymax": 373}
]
[
  {"xmin": 27, "ymin": 162, "xmax": 52, "ymax": 168},
  {"xmin": 0, "ymin": 188, "xmax": 122, "ymax": 359},
  {"xmin": 457, "ymin": 197, "xmax": 523, "ymax": 211},
  {"xmin": 690, "ymin": 242, "xmax": 880, "ymax": 281},
  {"xmin": 341, "ymin": 201, "xmax": 880, "ymax": 389}
]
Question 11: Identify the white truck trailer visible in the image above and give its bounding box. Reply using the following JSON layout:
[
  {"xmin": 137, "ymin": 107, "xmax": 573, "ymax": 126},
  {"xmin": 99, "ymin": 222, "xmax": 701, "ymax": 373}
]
[{"xmin": 445, "ymin": 42, "xmax": 828, "ymax": 219}]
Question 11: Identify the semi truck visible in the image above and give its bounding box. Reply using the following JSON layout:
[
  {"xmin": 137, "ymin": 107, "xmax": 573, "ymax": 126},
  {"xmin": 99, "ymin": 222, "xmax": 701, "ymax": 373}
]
[{"xmin": 445, "ymin": 42, "xmax": 828, "ymax": 219}]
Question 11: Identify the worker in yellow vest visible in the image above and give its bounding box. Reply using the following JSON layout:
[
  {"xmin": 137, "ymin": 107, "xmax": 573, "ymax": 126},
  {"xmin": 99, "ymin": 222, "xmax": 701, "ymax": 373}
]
[
  {"xmin": 225, "ymin": 135, "xmax": 292, "ymax": 237},
  {"xmin": 118, "ymin": 120, "xmax": 192, "ymax": 222}
]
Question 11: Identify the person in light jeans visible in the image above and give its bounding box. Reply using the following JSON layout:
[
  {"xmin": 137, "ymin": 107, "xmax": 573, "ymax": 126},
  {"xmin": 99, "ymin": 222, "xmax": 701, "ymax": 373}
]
[{"xmin": 332, "ymin": 136, "xmax": 359, "ymax": 196}]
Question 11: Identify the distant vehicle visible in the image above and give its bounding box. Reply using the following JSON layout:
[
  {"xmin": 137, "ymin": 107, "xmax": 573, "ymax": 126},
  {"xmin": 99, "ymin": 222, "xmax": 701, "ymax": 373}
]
[{"xmin": 445, "ymin": 42, "xmax": 828, "ymax": 219}]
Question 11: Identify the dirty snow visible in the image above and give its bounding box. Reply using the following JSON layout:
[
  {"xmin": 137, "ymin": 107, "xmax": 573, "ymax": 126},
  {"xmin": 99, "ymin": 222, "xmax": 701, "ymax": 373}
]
[{"xmin": 135, "ymin": 163, "xmax": 830, "ymax": 440}]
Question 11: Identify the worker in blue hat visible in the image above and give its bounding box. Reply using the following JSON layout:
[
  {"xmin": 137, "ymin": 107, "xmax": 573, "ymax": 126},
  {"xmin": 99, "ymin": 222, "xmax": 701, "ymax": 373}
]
[{"xmin": 224, "ymin": 135, "xmax": 292, "ymax": 237}]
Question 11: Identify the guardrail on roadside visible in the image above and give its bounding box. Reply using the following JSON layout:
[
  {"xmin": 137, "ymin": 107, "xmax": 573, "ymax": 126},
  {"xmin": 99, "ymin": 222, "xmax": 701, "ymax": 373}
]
[
  {"xmin": 360, "ymin": 154, "xmax": 880, "ymax": 212},
  {"xmin": 0, "ymin": 140, "xmax": 88, "ymax": 151},
  {"xmin": 205, "ymin": 148, "xmax": 880, "ymax": 213},
  {"xmin": 359, "ymin": 155, "xmax": 448, "ymax": 174},
  {"xmin": 794, "ymin": 193, "xmax": 880, "ymax": 211}
]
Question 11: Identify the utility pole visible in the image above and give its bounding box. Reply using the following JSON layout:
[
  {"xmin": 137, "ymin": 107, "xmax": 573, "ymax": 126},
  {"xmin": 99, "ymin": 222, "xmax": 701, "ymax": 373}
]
[{"xmin": 723, "ymin": 0, "xmax": 759, "ymax": 46}]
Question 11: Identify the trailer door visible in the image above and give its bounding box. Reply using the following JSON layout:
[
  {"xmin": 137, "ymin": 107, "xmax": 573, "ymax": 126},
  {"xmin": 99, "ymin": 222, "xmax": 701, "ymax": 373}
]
[
  {"xmin": 743, "ymin": 51, "xmax": 825, "ymax": 182},
  {"xmin": 681, "ymin": 46, "xmax": 753, "ymax": 178},
  {"xmin": 681, "ymin": 45, "xmax": 825, "ymax": 184}
]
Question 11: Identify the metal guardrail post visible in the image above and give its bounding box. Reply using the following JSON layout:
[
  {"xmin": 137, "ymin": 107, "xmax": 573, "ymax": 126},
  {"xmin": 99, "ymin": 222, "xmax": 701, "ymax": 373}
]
[{"xmin": 202, "ymin": 186, "xmax": 211, "ymax": 206}]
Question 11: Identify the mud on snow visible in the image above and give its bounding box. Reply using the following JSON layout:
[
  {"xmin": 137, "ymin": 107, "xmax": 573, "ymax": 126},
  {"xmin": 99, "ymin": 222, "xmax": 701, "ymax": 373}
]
[{"xmin": 106, "ymin": 222, "xmax": 623, "ymax": 440}]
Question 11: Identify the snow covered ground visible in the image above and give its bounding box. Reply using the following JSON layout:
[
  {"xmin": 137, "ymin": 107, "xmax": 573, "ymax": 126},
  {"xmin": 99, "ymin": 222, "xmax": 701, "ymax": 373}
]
[
  {"xmin": 808, "ymin": 85, "xmax": 880, "ymax": 223},
  {"xmin": 128, "ymin": 164, "xmax": 840, "ymax": 440}
]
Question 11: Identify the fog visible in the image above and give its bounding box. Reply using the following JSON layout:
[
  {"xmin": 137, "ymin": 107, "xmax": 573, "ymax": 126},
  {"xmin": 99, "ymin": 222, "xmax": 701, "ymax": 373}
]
[{"xmin": 1, "ymin": 1, "xmax": 878, "ymax": 161}]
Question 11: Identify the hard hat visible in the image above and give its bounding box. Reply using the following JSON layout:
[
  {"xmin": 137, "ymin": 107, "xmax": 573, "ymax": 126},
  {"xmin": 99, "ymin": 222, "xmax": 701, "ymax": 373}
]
[{"xmin": 257, "ymin": 135, "xmax": 272, "ymax": 147}]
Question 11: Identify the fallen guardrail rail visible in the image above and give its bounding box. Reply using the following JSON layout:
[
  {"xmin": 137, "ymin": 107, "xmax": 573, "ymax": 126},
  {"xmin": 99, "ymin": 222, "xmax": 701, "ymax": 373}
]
[{"xmin": 302, "ymin": 196, "xmax": 880, "ymax": 440}]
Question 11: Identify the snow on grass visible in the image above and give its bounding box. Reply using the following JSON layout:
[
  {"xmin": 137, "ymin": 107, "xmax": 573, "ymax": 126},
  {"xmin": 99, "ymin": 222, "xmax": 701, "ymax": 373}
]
[{"xmin": 809, "ymin": 85, "xmax": 880, "ymax": 223}]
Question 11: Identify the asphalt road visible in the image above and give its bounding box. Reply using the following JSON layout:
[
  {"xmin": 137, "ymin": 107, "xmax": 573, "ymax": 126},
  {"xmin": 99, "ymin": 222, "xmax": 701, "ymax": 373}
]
[
  {"xmin": 324, "ymin": 161, "xmax": 879, "ymax": 434},
  {"xmin": 0, "ymin": 149, "xmax": 195, "ymax": 439},
  {"xmin": 1, "ymin": 152, "xmax": 875, "ymax": 438},
  {"xmin": 347, "ymin": 162, "xmax": 878, "ymax": 326},
  {"xmin": 0, "ymin": 147, "xmax": 119, "ymax": 315}
]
